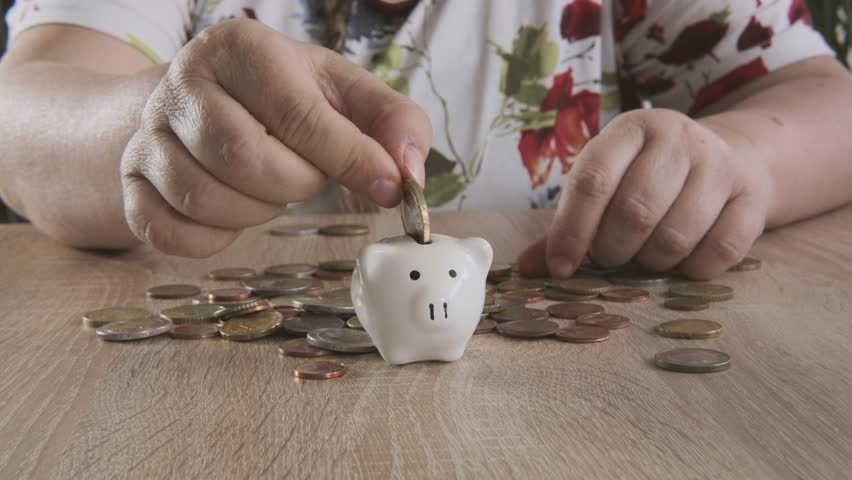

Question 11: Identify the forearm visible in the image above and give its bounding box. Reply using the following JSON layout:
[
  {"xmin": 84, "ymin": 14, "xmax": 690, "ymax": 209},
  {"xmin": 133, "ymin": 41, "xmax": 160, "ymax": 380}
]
[
  {"xmin": 0, "ymin": 61, "xmax": 166, "ymax": 248},
  {"xmin": 697, "ymin": 57, "xmax": 852, "ymax": 229}
]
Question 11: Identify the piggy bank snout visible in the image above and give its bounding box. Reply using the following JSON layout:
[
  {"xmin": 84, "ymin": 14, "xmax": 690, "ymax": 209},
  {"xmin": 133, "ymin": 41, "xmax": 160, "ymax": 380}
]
[{"xmin": 414, "ymin": 287, "xmax": 451, "ymax": 322}]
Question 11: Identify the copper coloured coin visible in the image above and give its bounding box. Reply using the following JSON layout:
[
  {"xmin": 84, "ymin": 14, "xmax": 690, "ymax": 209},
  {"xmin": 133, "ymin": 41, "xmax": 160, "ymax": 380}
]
[
  {"xmin": 543, "ymin": 289, "xmax": 599, "ymax": 302},
  {"xmin": 555, "ymin": 326, "xmax": 610, "ymax": 343},
  {"xmin": 278, "ymin": 338, "xmax": 332, "ymax": 357},
  {"xmin": 474, "ymin": 318, "xmax": 497, "ymax": 334},
  {"xmin": 490, "ymin": 306, "xmax": 550, "ymax": 323},
  {"xmin": 294, "ymin": 361, "xmax": 346, "ymax": 379},
  {"xmin": 663, "ymin": 297, "xmax": 710, "ymax": 312},
  {"xmin": 170, "ymin": 323, "xmax": 220, "ymax": 339},
  {"xmin": 146, "ymin": 284, "xmax": 201, "ymax": 299},
  {"xmin": 546, "ymin": 302, "xmax": 605, "ymax": 320},
  {"xmin": 576, "ymin": 313, "xmax": 630, "ymax": 330},
  {"xmin": 497, "ymin": 320, "xmax": 560, "ymax": 338},
  {"xmin": 601, "ymin": 287, "xmax": 650, "ymax": 303},
  {"xmin": 501, "ymin": 290, "xmax": 545, "ymax": 304},
  {"xmin": 208, "ymin": 287, "xmax": 252, "ymax": 302}
]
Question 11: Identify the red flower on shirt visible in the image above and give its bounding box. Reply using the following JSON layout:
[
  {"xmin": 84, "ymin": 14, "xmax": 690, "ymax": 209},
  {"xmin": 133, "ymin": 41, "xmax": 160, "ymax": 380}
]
[
  {"xmin": 644, "ymin": 74, "xmax": 675, "ymax": 95},
  {"xmin": 658, "ymin": 9, "xmax": 730, "ymax": 65},
  {"xmin": 788, "ymin": 0, "xmax": 813, "ymax": 25},
  {"xmin": 737, "ymin": 16, "xmax": 773, "ymax": 50},
  {"xmin": 560, "ymin": 0, "xmax": 602, "ymax": 41},
  {"xmin": 615, "ymin": 0, "xmax": 647, "ymax": 42},
  {"xmin": 518, "ymin": 69, "xmax": 601, "ymax": 187},
  {"xmin": 688, "ymin": 57, "xmax": 769, "ymax": 115}
]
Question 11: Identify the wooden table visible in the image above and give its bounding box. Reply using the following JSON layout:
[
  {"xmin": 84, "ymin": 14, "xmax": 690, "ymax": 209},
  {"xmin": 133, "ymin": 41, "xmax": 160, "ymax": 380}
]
[{"xmin": 1, "ymin": 207, "xmax": 851, "ymax": 479}]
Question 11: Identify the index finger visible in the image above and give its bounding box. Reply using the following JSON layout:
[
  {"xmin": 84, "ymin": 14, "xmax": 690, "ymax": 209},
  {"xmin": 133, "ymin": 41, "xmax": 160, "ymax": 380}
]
[{"xmin": 545, "ymin": 121, "xmax": 646, "ymax": 277}]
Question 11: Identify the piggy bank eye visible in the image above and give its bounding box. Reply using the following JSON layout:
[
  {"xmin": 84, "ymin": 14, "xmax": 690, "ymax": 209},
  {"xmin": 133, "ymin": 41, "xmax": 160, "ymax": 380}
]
[
  {"xmin": 449, "ymin": 269, "xmax": 457, "ymax": 278},
  {"xmin": 409, "ymin": 270, "xmax": 420, "ymax": 280}
]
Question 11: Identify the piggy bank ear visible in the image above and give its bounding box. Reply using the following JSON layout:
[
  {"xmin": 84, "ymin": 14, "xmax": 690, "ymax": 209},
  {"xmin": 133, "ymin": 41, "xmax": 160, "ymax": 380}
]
[
  {"xmin": 460, "ymin": 237, "xmax": 493, "ymax": 272},
  {"xmin": 357, "ymin": 242, "xmax": 393, "ymax": 281}
]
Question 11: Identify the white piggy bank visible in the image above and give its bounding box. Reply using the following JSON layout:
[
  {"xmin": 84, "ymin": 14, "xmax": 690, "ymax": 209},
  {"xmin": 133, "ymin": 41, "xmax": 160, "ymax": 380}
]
[{"xmin": 351, "ymin": 234, "xmax": 493, "ymax": 365}]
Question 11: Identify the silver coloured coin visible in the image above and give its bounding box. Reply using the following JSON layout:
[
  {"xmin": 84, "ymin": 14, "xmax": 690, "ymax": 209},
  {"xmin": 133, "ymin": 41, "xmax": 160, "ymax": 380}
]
[
  {"xmin": 307, "ymin": 328, "xmax": 376, "ymax": 353},
  {"xmin": 96, "ymin": 315, "xmax": 172, "ymax": 341}
]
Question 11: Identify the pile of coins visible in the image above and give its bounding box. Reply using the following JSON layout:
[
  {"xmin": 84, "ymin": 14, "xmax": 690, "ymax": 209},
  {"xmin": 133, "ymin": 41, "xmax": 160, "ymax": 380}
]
[{"xmin": 82, "ymin": 182, "xmax": 756, "ymax": 378}]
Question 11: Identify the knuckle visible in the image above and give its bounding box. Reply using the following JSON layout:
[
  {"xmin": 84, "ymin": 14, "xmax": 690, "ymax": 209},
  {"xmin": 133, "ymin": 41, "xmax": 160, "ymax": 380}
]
[
  {"xmin": 706, "ymin": 235, "xmax": 747, "ymax": 265},
  {"xmin": 569, "ymin": 164, "xmax": 613, "ymax": 200},
  {"xmin": 612, "ymin": 195, "xmax": 657, "ymax": 232},
  {"xmin": 273, "ymin": 98, "xmax": 325, "ymax": 151},
  {"xmin": 651, "ymin": 225, "xmax": 693, "ymax": 258},
  {"xmin": 217, "ymin": 127, "xmax": 261, "ymax": 178},
  {"xmin": 334, "ymin": 142, "xmax": 365, "ymax": 185}
]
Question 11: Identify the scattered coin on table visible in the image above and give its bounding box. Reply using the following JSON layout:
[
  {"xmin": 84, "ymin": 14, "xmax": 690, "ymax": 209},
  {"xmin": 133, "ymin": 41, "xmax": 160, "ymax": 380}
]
[
  {"xmin": 279, "ymin": 338, "xmax": 333, "ymax": 358},
  {"xmin": 729, "ymin": 256, "xmax": 761, "ymax": 272},
  {"xmin": 497, "ymin": 319, "xmax": 560, "ymax": 339},
  {"xmin": 576, "ymin": 313, "xmax": 631, "ymax": 330},
  {"xmin": 318, "ymin": 224, "xmax": 369, "ymax": 236},
  {"xmin": 491, "ymin": 306, "xmax": 550, "ymax": 323},
  {"xmin": 145, "ymin": 284, "xmax": 201, "ymax": 299},
  {"xmin": 208, "ymin": 287, "xmax": 252, "ymax": 302},
  {"xmin": 601, "ymin": 287, "xmax": 650, "ymax": 303},
  {"xmin": 82, "ymin": 306, "xmax": 151, "ymax": 328},
  {"xmin": 206, "ymin": 267, "xmax": 256, "ymax": 281},
  {"xmin": 543, "ymin": 288, "xmax": 599, "ymax": 302},
  {"xmin": 546, "ymin": 302, "xmax": 605, "ymax": 320},
  {"xmin": 265, "ymin": 263, "xmax": 318, "ymax": 278},
  {"xmin": 501, "ymin": 289, "xmax": 545, "ymax": 304},
  {"xmin": 496, "ymin": 279, "xmax": 547, "ymax": 292},
  {"xmin": 242, "ymin": 277, "xmax": 313, "ymax": 297},
  {"xmin": 306, "ymin": 328, "xmax": 376, "ymax": 353},
  {"xmin": 669, "ymin": 283, "xmax": 734, "ymax": 302},
  {"xmin": 654, "ymin": 348, "xmax": 731, "ymax": 373},
  {"xmin": 294, "ymin": 361, "xmax": 346, "ymax": 380},
  {"xmin": 606, "ymin": 272, "xmax": 670, "ymax": 286},
  {"xmin": 474, "ymin": 318, "xmax": 497, "ymax": 334},
  {"xmin": 318, "ymin": 259, "xmax": 356, "ymax": 272},
  {"xmin": 270, "ymin": 224, "xmax": 320, "ymax": 236},
  {"xmin": 159, "ymin": 304, "xmax": 225, "ymax": 324},
  {"xmin": 657, "ymin": 319, "xmax": 722, "ymax": 339},
  {"xmin": 220, "ymin": 310, "xmax": 285, "ymax": 341},
  {"xmin": 663, "ymin": 297, "xmax": 710, "ymax": 312},
  {"xmin": 548, "ymin": 278, "xmax": 611, "ymax": 295},
  {"xmin": 346, "ymin": 316, "xmax": 363, "ymax": 329},
  {"xmin": 282, "ymin": 314, "xmax": 346, "ymax": 336},
  {"xmin": 96, "ymin": 315, "xmax": 172, "ymax": 341},
  {"xmin": 170, "ymin": 323, "xmax": 220, "ymax": 339},
  {"xmin": 555, "ymin": 326, "xmax": 610, "ymax": 343}
]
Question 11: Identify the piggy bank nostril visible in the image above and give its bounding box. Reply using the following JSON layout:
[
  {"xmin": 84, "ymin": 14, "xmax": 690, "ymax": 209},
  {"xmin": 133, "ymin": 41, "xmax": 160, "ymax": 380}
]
[
  {"xmin": 443, "ymin": 302, "xmax": 448, "ymax": 319},
  {"xmin": 429, "ymin": 303, "xmax": 434, "ymax": 321}
]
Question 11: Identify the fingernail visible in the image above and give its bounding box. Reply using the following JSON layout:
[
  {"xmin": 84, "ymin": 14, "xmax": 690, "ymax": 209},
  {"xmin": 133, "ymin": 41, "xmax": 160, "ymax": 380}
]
[
  {"xmin": 549, "ymin": 256, "xmax": 575, "ymax": 278},
  {"xmin": 368, "ymin": 178, "xmax": 400, "ymax": 207},
  {"xmin": 403, "ymin": 145, "xmax": 426, "ymax": 187}
]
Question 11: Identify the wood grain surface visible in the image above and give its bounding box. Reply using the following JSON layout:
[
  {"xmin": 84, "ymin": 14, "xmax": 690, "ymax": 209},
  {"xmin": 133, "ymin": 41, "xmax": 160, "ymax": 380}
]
[{"xmin": 1, "ymin": 207, "xmax": 851, "ymax": 480}]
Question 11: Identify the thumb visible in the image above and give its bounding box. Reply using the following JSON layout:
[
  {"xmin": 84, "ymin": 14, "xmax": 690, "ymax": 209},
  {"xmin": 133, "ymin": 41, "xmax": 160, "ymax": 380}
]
[{"xmin": 318, "ymin": 50, "xmax": 432, "ymax": 200}]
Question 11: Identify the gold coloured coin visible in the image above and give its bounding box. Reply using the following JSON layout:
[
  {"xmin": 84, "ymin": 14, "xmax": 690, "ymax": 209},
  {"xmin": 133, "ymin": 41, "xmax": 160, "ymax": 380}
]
[
  {"xmin": 294, "ymin": 361, "xmax": 346, "ymax": 379},
  {"xmin": 400, "ymin": 178, "xmax": 431, "ymax": 244},
  {"xmin": 145, "ymin": 284, "xmax": 200, "ymax": 299},
  {"xmin": 654, "ymin": 348, "xmax": 731, "ymax": 373},
  {"xmin": 220, "ymin": 310, "xmax": 284, "ymax": 341},
  {"xmin": 346, "ymin": 316, "xmax": 363, "ymax": 329},
  {"xmin": 546, "ymin": 302, "xmax": 605, "ymax": 320},
  {"xmin": 82, "ymin": 306, "xmax": 151, "ymax": 328},
  {"xmin": 496, "ymin": 279, "xmax": 547, "ymax": 292},
  {"xmin": 669, "ymin": 283, "xmax": 734, "ymax": 302},
  {"xmin": 576, "ymin": 313, "xmax": 630, "ymax": 330},
  {"xmin": 729, "ymin": 256, "xmax": 761, "ymax": 272},
  {"xmin": 96, "ymin": 315, "xmax": 172, "ymax": 341},
  {"xmin": 206, "ymin": 267, "xmax": 256, "ymax": 281},
  {"xmin": 549, "ymin": 278, "xmax": 611, "ymax": 295},
  {"xmin": 543, "ymin": 288, "xmax": 599, "ymax": 302},
  {"xmin": 318, "ymin": 224, "xmax": 369, "ymax": 236},
  {"xmin": 657, "ymin": 319, "xmax": 722, "ymax": 339},
  {"xmin": 159, "ymin": 304, "xmax": 225, "ymax": 324},
  {"xmin": 217, "ymin": 299, "xmax": 272, "ymax": 319},
  {"xmin": 600, "ymin": 287, "xmax": 650, "ymax": 303},
  {"xmin": 607, "ymin": 272, "xmax": 669, "ymax": 286}
]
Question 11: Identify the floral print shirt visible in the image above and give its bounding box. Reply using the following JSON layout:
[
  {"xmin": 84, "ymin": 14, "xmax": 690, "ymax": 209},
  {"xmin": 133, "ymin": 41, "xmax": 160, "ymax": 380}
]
[{"xmin": 6, "ymin": 0, "xmax": 833, "ymax": 211}]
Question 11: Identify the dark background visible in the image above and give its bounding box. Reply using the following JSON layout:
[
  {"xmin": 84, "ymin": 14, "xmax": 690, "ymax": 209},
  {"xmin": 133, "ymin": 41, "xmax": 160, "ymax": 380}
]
[{"xmin": 0, "ymin": 0, "xmax": 849, "ymax": 224}]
